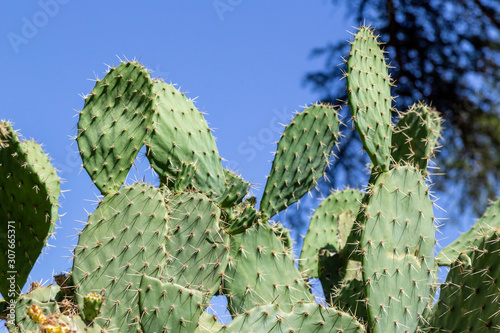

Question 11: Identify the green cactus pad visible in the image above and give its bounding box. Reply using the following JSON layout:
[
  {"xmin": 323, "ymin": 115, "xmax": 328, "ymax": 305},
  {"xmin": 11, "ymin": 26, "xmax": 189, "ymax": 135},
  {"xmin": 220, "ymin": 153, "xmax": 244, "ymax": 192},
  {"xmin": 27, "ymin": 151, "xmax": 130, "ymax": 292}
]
[
  {"xmin": 347, "ymin": 26, "xmax": 393, "ymax": 171},
  {"xmin": 0, "ymin": 122, "xmax": 60, "ymax": 299},
  {"xmin": 223, "ymin": 205, "xmax": 258, "ymax": 236},
  {"xmin": 428, "ymin": 230, "xmax": 500, "ymax": 332},
  {"xmin": 173, "ymin": 161, "xmax": 196, "ymax": 193},
  {"xmin": 164, "ymin": 192, "xmax": 230, "ymax": 296},
  {"xmin": 216, "ymin": 169, "xmax": 251, "ymax": 209},
  {"xmin": 223, "ymin": 222, "xmax": 313, "ymax": 315},
  {"xmin": 195, "ymin": 312, "xmax": 222, "ymax": 333},
  {"xmin": 146, "ymin": 80, "xmax": 225, "ymax": 196},
  {"xmin": 392, "ymin": 102, "xmax": 442, "ymax": 174},
  {"xmin": 77, "ymin": 61, "xmax": 155, "ymax": 195},
  {"xmin": 356, "ymin": 166, "xmax": 435, "ymax": 333},
  {"xmin": 72, "ymin": 183, "xmax": 168, "ymax": 332},
  {"xmin": 221, "ymin": 302, "xmax": 365, "ymax": 333},
  {"xmin": 300, "ymin": 189, "xmax": 363, "ymax": 278},
  {"xmin": 13, "ymin": 285, "xmax": 61, "ymax": 332},
  {"xmin": 82, "ymin": 292, "xmax": 102, "ymax": 322},
  {"xmin": 139, "ymin": 275, "xmax": 204, "ymax": 333},
  {"xmin": 436, "ymin": 198, "xmax": 500, "ymax": 266},
  {"xmin": 270, "ymin": 222, "xmax": 293, "ymax": 250},
  {"xmin": 331, "ymin": 277, "xmax": 367, "ymax": 322},
  {"xmin": 318, "ymin": 246, "xmax": 362, "ymax": 301},
  {"xmin": 260, "ymin": 104, "xmax": 340, "ymax": 218}
]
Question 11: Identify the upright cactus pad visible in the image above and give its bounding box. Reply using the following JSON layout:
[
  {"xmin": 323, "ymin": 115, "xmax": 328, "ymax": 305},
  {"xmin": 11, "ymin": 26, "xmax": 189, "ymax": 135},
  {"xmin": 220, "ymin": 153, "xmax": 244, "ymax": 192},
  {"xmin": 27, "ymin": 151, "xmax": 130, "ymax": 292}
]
[
  {"xmin": 392, "ymin": 102, "xmax": 442, "ymax": 174},
  {"xmin": 356, "ymin": 166, "xmax": 435, "ymax": 333},
  {"xmin": 223, "ymin": 222, "xmax": 313, "ymax": 315},
  {"xmin": 216, "ymin": 169, "xmax": 251, "ymax": 209},
  {"xmin": 436, "ymin": 198, "xmax": 500, "ymax": 266},
  {"xmin": 260, "ymin": 104, "xmax": 340, "ymax": 218},
  {"xmin": 164, "ymin": 192, "xmax": 230, "ymax": 296},
  {"xmin": 428, "ymin": 230, "xmax": 500, "ymax": 332},
  {"xmin": 347, "ymin": 26, "xmax": 393, "ymax": 171},
  {"xmin": 77, "ymin": 61, "xmax": 155, "ymax": 195},
  {"xmin": 72, "ymin": 184, "xmax": 168, "ymax": 332},
  {"xmin": 222, "ymin": 302, "xmax": 365, "ymax": 333},
  {"xmin": 139, "ymin": 275, "xmax": 204, "ymax": 333},
  {"xmin": 300, "ymin": 189, "xmax": 363, "ymax": 277},
  {"xmin": 0, "ymin": 122, "xmax": 60, "ymax": 299},
  {"xmin": 146, "ymin": 80, "xmax": 225, "ymax": 196}
]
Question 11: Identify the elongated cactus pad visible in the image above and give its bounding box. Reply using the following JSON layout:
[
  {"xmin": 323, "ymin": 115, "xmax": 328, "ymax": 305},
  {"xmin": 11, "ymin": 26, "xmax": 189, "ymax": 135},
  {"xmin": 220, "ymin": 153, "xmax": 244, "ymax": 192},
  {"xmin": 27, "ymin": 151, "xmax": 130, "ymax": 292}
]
[
  {"xmin": 216, "ymin": 169, "xmax": 251, "ymax": 209},
  {"xmin": 223, "ymin": 222, "xmax": 313, "ymax": 315},
  {"xmin": 221, "ymin": 302, "xmax": 365, "ymax": 333},
  {"xmin": 260, "ymin": 104, "xmax": 340, "ymax": 218},
  {"xmin": 77, "ymin": 61, "xmax": 155, "ymax": 195},
  {"xmin": 436, "ymin": 198, "xmax": 499, "ymax": 266},
  {"xmin": 347, "ymin": 26, "xmax": 393, "ymax": 171},
  {"xmin": 392, "ymin": 102, "xmax": 442, "ymax": 174},
  {"xmin": 164, "ymin": 192, "xmax": 230, "ymax": 296},
  {"xmin": 146, "ymin": 80, "xmax": 225, "ymax": 196},
  {"xmin": 356, "ymin": 166, "xmax": 435, "ymax": 333},
  {"xmin": 300, "ymin": 189, "xmax": 362, "ymax": 277},
  {"xmin": 139, "ymin": 275, "xmax": 204, "ymax": 333},
  {"xmin": 428, "ymin": 230, "xmax": 500, "ymax": 332},
  {"xmin": 72, "ymin": 184, "xmax": 168, "ymax": 332},
  {"xmin": 0, "ymin": 122, "xmax": 60, "ymax": 299}
]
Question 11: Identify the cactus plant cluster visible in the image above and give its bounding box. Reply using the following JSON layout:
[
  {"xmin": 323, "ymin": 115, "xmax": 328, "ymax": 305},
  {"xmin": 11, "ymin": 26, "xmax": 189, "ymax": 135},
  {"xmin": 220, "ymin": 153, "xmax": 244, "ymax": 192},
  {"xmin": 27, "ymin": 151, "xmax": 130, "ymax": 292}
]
[{"xmin": 1, "ymin": 26, "xmax": 499, "ymax": 333}]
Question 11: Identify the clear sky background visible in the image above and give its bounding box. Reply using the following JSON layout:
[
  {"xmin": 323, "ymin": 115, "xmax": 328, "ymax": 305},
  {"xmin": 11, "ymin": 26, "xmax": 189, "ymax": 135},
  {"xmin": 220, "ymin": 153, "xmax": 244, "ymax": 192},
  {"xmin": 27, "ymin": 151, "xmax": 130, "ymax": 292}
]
[{"xmin": 0, "ymin": 0, "xmax": 473, "ymax": 326}]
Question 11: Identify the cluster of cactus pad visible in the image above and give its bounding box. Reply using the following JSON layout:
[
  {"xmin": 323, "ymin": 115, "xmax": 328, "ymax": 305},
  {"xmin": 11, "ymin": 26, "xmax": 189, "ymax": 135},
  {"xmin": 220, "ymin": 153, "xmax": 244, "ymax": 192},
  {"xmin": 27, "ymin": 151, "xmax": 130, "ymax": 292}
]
[{"xmin": 1, "ymin": 26, "xmax": 499, "ymax": 332}]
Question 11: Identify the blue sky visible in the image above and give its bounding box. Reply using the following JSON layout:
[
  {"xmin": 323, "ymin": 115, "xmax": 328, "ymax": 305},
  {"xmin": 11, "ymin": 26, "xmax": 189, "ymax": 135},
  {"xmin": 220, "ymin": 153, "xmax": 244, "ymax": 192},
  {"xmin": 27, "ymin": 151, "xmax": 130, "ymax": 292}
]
[{"xmin": 0, "ymin": 0, "xmax": 474, "ymax": 325}]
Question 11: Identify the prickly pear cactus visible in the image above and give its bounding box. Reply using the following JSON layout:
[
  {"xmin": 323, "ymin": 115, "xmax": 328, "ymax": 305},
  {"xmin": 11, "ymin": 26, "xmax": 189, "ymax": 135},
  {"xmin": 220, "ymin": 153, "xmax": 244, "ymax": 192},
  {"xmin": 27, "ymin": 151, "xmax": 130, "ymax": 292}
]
[
  {"xmin": 4, "ymin": 24, "xmax": 498, "ymax": 333},
  {"xmin": 0, "ymin": 122, "xmax": 60, "ymax": 299}
]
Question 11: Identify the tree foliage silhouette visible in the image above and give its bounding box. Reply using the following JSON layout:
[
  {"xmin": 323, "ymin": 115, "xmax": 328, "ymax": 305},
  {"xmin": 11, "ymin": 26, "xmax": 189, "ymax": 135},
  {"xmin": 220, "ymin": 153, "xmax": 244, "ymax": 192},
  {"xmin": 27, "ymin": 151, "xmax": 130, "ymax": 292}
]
[{"xmin": 305, "ymin": 0, "xmax": 499, "ymax": 215}]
